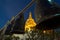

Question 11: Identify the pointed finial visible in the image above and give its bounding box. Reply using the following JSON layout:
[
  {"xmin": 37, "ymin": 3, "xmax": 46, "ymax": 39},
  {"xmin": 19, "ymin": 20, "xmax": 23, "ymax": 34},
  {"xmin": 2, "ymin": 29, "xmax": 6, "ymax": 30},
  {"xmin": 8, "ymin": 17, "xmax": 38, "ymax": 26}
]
[{"xmin": 29, "ymin": 12, "xmax": 32, "ymax": 19}]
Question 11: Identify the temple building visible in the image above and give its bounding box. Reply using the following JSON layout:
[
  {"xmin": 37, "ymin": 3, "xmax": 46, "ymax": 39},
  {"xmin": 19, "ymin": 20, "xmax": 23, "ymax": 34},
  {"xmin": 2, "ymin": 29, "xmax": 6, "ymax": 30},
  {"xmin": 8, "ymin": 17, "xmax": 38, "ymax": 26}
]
[
  {"xmin": 0, "ymin": 0, "xmax": 60, "ymax": 40},
  {"xmin": 25, "ymin": 12, "xmax": 37, "ymax": 32}
]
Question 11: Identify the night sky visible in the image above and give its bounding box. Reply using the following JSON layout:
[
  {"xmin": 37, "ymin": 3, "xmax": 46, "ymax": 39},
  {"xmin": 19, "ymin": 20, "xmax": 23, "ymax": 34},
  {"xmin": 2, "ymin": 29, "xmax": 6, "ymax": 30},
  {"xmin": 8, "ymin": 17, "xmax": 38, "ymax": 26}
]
[
  {"xmin": 0, "ymin": 0, "xmax": 36, "ymax": 28},
  {"xmin": 0, "ymin": 0, "xmax": 60, "ymax": 28}
]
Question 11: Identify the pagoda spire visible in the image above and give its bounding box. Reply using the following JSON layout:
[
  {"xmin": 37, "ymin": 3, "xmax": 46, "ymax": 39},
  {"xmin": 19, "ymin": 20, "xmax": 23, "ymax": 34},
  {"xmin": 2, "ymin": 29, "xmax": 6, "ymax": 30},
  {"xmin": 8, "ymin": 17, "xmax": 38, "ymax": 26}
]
[
  {"xmin": 29, "ymin": 12, "xmax": 32, "ymax": 19},
  {"xmin": 25, "ymin": 12, "xmax": 36, "ymax": 32}
]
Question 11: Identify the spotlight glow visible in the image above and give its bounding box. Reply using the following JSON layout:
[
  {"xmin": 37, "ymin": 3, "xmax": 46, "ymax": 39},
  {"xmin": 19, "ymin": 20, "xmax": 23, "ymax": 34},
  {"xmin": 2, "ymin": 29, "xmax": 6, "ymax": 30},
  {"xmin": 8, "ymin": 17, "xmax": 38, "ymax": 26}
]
[{"xmin": 48, "ymin": 0, "xmax": 52, "ymax": 2}]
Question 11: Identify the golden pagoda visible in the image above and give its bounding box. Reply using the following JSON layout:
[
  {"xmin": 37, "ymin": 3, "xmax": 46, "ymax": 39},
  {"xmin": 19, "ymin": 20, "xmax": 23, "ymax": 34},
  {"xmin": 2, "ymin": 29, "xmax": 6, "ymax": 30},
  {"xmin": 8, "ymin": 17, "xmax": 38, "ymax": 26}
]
[{"xmin": 25, "ymin": 12, "xmax": 37, "ymax": 32}]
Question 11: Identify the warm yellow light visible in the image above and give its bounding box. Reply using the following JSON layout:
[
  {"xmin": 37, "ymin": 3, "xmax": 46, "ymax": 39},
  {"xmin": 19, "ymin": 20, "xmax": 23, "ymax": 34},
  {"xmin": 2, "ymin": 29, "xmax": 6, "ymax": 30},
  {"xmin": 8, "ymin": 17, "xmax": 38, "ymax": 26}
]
[
  {"xmin": 43, "ymin": 30, "xmax": 46, "ymax": 34},
  {"xmin": 43, "ymin": 30, "xmax": 53, "ymax": 34},
  {"xmin": 25, "ymin": 12, "xmax": 37, "ymax": 32}
]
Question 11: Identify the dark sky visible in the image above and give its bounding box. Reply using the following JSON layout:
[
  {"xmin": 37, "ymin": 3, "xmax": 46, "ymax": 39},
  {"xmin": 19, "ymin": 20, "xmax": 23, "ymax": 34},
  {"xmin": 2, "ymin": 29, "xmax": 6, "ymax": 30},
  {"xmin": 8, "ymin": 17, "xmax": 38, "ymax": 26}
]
[
  {"xmin": 0, "ymin": 0, "xmax": 60, "ymax": 28},
  {"xmin": 0, "ymin": 0, "xmax": 36, "ymax": 28}
]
